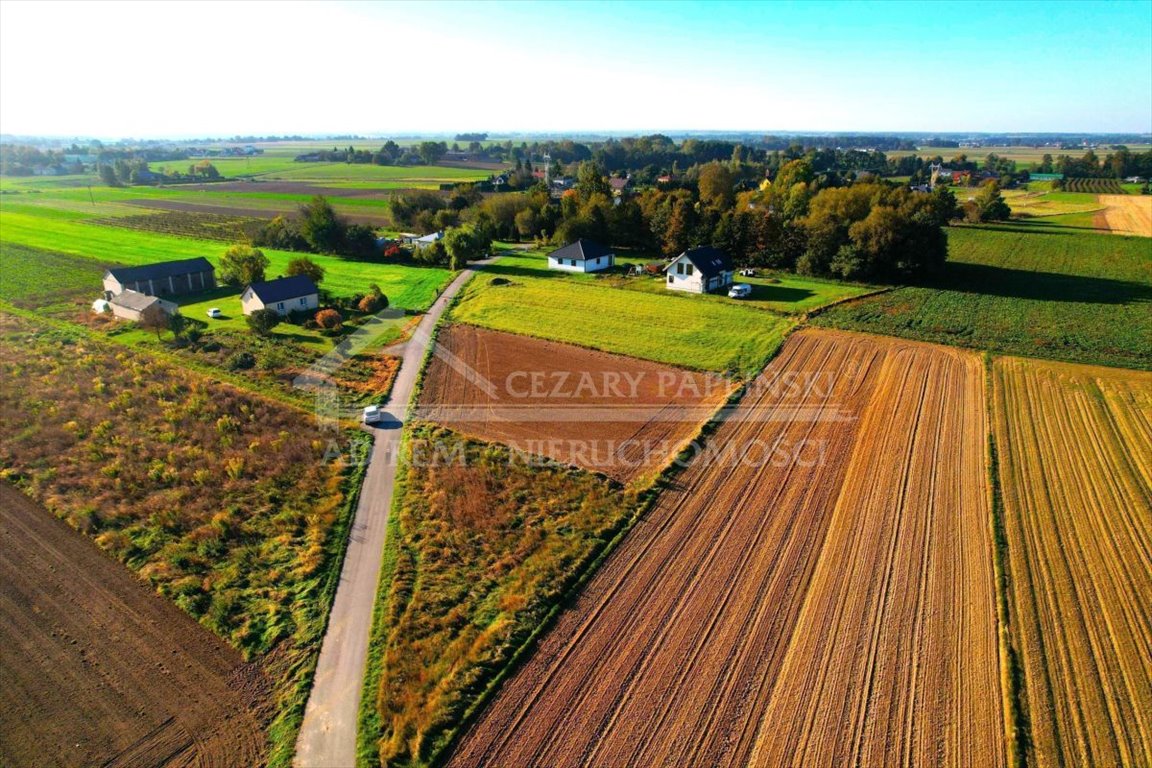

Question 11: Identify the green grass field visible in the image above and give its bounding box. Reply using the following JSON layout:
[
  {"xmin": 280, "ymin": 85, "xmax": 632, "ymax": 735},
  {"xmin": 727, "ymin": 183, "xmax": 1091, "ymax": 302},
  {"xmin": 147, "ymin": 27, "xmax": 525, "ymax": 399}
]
[
  {"xmin": 813, "ymin": 224, "xmax": 1152, "ymax": 369},
  {"xmin": 0, "ymin": 208, "xmax": 450, "ymax": 310},
  {"xmin": 482, "ymin": 248, "xmax": 874, "ymax": 314},
  {"xmin": 450, "ymin": 268, "xmax": 793, "ymax": 373}
]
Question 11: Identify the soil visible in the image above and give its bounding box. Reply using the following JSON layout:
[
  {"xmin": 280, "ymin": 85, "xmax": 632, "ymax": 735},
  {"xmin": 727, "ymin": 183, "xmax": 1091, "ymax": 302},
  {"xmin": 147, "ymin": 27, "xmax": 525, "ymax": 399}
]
[
  {"xmin": 417, "ymin": 324, "xmax": 735, "ymax": 483},
  {"xmin": 0, "ymin": 484, "xmax": 270, "ymax": 768},
  {"xmin": 445, "ymin": 328, "xmax": 1004, "ymax": 767}
]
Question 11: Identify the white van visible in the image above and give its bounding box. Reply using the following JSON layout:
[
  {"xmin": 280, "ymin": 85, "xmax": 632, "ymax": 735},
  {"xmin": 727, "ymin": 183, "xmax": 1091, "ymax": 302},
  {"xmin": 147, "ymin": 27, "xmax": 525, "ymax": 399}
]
[{"xmin": 727, "ymin": 284, "xmax": 752, "ymax": 299}]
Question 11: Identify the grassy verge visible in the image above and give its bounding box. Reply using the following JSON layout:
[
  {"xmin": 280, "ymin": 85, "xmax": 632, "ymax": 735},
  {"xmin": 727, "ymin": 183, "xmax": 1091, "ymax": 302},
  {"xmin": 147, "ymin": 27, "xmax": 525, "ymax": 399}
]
[{"xmin": 984, "ymin": 355, "xmax": 1031, "ymax": 768}]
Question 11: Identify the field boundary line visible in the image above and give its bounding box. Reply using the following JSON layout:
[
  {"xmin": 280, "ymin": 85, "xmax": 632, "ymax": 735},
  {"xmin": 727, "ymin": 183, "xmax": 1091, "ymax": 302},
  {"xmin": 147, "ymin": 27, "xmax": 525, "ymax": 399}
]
[{"xmin": 985, "ymin": 355, "xmax": 1031, "ymax": 768}]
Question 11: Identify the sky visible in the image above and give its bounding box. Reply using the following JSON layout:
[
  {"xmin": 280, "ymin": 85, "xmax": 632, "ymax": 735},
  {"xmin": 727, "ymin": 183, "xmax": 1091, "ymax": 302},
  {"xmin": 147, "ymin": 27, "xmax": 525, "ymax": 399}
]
[{"xmin": 1, "ymin": 0, "xmax": 1150, "ymax": 139}]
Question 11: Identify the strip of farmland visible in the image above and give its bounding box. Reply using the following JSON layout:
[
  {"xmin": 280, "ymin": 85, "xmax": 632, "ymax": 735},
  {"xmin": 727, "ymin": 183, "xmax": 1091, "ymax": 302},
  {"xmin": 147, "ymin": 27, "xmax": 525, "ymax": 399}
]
[
  {"xmin": 993, "ymin": 357, "xmax": 1152, "ymax": 768},
  {"xmin": 418, "ymin": 324, "xmax": 735, "ymax": 483},
  {"xmin": 446, "ymin": 328, "xmax": 1004, "ymax": 767}
]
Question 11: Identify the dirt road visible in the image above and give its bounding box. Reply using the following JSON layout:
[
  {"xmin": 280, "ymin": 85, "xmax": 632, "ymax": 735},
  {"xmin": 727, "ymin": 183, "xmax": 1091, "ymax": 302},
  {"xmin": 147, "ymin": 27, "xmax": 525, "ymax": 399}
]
[{"xmin": 294, "ymin": 263, "xmax": 486, "ymax": 768}]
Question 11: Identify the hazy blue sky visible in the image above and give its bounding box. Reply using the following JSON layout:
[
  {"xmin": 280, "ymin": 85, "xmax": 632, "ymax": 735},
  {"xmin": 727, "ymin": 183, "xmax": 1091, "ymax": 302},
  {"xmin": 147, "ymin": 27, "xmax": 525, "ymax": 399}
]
[{"xmin": 2, "ymin": 0, "xmax": 1149, "ymax": 137}]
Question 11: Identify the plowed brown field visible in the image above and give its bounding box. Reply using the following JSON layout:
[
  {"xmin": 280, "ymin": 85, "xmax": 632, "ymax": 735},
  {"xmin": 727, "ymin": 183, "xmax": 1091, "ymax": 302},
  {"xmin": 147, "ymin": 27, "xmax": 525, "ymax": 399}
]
[
  {"xmin": 418, "ymin": 324, "xmax": 734, "ymax": 483},
  {"xmin": 0, "ymin": 484, "xmax": 269, "ymax": 768},
  {"xmin": 446, "ymin": 328, "xmax": 1004, "ymax": 768},
  {"xmin": 1098, "ymin": 194, "xmax": 1152, "ymax": 237},
  {"xmin": 993, "ymin": 357, "xmax": 1152, "ymax": 768}
]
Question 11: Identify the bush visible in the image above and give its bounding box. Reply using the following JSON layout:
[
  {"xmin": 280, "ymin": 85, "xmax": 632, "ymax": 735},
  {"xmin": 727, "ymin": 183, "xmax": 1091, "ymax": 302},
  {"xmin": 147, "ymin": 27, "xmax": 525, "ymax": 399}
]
[
  {"xmin": 315, "ymin": 308, "xmax": 343, "ymax": 331},
  {"xmin": 227, "ymin": 351, "xmax": 256, "ymax": 370},
  {"xmin": 246, "ymin": 308, "xmax": 282, "ymax": 336}
]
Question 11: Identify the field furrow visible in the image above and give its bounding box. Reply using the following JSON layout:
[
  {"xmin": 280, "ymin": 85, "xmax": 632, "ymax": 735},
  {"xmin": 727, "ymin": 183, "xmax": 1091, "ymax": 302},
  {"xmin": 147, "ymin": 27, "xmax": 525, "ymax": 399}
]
[
  {"xmin": 446, "ymin": 329, "xmax": 1004, "ymax": 768},
  {"xmin": 994, "ymin": 357, "xmax": 1152, "ymax": 768}
]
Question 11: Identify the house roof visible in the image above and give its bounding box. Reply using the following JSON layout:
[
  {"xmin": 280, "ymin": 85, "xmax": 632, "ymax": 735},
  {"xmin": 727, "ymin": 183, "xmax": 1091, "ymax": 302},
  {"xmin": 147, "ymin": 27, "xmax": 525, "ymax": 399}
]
[
  {"xmin": 548, "ymin": 238, "xmax": 614, "ymax": 262},
  {"xmin": 415, "ymin": 231, "xmax": 444, "ymax": 244},
  {"xmin": 110, "ymin": 289, "xmax": 161, "ymax": 312},
  {"xmin": 667, "ymin": 247, "xmax": 734, "ymax": 279},
  {"xmin": 246, "ymin": 275, "xmax": 318, "ymax": 304},
  {"xmin": 106, "ymin": 257, "xmax": 213, "ymax": 284},
  {"xmin": 609, "ymin": 177, "xmax": 630, "ymax": 191}
]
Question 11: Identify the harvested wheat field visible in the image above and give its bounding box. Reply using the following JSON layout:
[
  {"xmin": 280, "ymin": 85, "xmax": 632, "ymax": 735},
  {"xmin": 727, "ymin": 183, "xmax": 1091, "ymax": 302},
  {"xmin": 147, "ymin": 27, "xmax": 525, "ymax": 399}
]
[
  {"xmin": 1097, "ymin": 194, "xmax": 1152, "ymax": 236},
  {"xmin": 993, "ymin": 357, "xmax": 1152, "ymax": 768},
  {"xmin": 0, "ymin": 484, "xmax": 269, "ymax": 768},
  {"xmin": 418, "ymin": 324, "xmax": 734, "ymax": 483},
  {"xmin": 447, "ymin": 328, "xmax": 1004, "ymax": 768}
]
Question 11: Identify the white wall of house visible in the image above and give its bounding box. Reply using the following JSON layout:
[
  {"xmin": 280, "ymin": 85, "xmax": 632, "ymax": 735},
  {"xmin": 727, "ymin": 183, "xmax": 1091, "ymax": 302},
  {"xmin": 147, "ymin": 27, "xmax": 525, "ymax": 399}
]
[
  {"xmin": 241, "ymin": 290, "xmax": 319, "ymax": 316},
  {"xmin": 664, "ymin": 254, "xmax": 734, "ymax": 294},
  {"xmin": 547, "ymin": 254, "xmax": 615, "ymax": 273},
  {"xmin": 665, "ymin": 255, "xmax": 705, "ymax": 293}
]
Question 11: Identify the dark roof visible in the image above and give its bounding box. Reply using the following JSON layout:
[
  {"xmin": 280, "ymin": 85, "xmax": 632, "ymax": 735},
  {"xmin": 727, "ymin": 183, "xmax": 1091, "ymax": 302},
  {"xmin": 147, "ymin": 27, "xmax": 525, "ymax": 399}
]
[
  {"xmin": 246, "ymin": 275, "xmax": 318, "ymax": 304},
  {"xmin": 106, "ymin": 257, "xmax": 214, "ymax": 284},
  {"xmin": 671, "ymin": 247, "xmax": 733, "ymax": 279},
  {"xmin": 548, "ymin": 238, "xmax": 614, "ymax": 262}
]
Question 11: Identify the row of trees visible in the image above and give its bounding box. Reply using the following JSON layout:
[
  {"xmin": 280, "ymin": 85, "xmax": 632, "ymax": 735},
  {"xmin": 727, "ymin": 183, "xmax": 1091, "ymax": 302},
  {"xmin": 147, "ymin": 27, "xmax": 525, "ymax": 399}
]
[
  {"xmin": 1033, "ymin": 148, "xmax": 1152, "ymax": 179},
  {"xmin": 251, "ymin": 196, "xmax": 378, "ymax": 259}
]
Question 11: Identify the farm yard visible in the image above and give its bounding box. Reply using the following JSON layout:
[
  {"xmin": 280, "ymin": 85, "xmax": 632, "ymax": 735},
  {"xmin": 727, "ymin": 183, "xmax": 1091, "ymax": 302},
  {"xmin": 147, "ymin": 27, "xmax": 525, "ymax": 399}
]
[
  {"xmin": 447, "ymin": 329, "xmax": 1004, "ymax": 768},
  {"xmin": 0, "ymin": 484, "xmax": 269, "ymax": 768},
  {"xmin": 418, "ymin": 324, "xmax": 734, "ymax": 483},
  {"xmin": 0, "ymin": 314, "xmax": 365, "ymax": 768},
  {"xmin": 814, "ymin": 224, "xmax": 1152, "ymax": 370},
  {"xmin": 993, "ymin": 357, "xmax": 1152, "ymax": 768}
]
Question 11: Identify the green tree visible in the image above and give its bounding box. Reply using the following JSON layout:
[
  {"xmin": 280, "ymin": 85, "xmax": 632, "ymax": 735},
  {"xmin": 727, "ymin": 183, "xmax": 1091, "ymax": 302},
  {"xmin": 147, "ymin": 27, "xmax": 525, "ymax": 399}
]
[
  {"xmin": 219, "ymin": 245, "xmax": 269, "ymax": 286},
  {"xmin": 98, "ymin": 164, "xmax": 121, "ymax": 187},
  {"xmin": 246, "ymin": 308, "xmax": 281, "ymax": 336},
  {"xmin": 970, "ymin": 180, "xmax": 1011, "ymax": 222},
  {"xmin": 286, "ymin": 257, "xmax": 325, "ymax": 285},
  {"xmin": 443, "ymin": 226, "xmax": 491, "ymax": 269},
  {"xmin": 299, "ymin": 195, "xmax": 346, "ymax": 253},
  {"xmin": 576, "ymin": 161, "xmax": 611, "ymax": 201},
  {"xmin": 697, "ymin": 162, "xmax": 735, "ymax": 210},
  {"xmin": 417, "ymin": 141, "xmax": 447, "ymax": 165}
]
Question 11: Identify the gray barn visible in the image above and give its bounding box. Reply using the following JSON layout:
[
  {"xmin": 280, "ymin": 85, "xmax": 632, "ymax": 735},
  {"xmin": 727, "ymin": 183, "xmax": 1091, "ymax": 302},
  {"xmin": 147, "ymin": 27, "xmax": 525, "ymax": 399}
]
[{"xmin": 103, "ymin": 257, "xmax": 215, "ymax": 298}]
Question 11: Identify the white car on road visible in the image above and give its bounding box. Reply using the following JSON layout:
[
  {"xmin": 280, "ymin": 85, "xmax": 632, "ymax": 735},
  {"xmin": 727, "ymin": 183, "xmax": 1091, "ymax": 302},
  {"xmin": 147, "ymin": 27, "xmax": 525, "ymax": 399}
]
[{"xmin": 362, "ymin": 405, "xmax": 384, "ymax": 425}]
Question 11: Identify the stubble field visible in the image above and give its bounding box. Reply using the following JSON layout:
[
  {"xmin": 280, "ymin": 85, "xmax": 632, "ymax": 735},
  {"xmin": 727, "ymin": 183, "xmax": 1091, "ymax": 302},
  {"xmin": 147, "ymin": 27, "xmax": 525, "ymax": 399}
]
[
  {"xmin": 993, "ymin": 356, "xmax": 1152, "ymax": 768},
  {"xmin": 1097, "ymin": 193, "xmax": 1152, "ymax": 237},
  {"xmin": 418, "ymin": 324, "xmax": 734, "ymax": 483},
  {"xmin": 447, "ymin": 329, "xmax": 1004, "ymax": 768}
]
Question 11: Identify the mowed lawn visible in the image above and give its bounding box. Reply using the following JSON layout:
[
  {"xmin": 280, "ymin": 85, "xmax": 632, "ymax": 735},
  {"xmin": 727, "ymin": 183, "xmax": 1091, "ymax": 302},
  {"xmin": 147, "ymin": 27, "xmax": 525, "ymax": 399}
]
[
  {"xmin": 483, "ymin": 249, "xmax": 874, "ymax": 315},
  {"xmin": 0, "ymin": 209, "xmax": 451, "ymax": 311},
  {"xmin": 814, "ymin": 224, "xmax": 1152, "ymax": 369},
  {"xmin": 450, "ymin": 271, "xmax": 793, "ymax": 373}
]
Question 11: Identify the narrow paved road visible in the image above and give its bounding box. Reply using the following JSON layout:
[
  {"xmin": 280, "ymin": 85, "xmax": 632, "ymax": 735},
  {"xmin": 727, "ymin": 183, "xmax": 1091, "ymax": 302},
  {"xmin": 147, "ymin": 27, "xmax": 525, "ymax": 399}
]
[{"xmin": 295, "ymin": 264, "xmax": 484, "ymax": 768}]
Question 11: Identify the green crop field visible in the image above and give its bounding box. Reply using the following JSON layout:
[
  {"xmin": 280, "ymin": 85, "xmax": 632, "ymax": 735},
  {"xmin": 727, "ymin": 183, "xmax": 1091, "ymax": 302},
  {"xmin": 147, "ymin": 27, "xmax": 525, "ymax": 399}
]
[
  {"xmin": 813, "ymin": 224, "xmax": 1152, "ymax": 369},
  {"xmin": 450, "ymin": 269, "xmax": 793, "ymax": 373},
  {"xmin": 0, "ymin": 207, "xmax": 450, "ymax": 311}
]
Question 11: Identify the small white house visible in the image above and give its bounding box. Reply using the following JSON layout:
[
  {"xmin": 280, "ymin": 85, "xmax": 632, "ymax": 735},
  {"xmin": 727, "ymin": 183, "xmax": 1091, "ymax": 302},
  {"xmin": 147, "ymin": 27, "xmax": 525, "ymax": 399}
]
[
  {"xmin": 547, "ymin": 239, "xmax": 615, "ymax": 273},
  {"xmin": 241, "ymin": 275, "xmax": 319, "ymax": 316},
  {"xmin": 665, "ymin": 247, "xmax": 735, "ymax": 294}
]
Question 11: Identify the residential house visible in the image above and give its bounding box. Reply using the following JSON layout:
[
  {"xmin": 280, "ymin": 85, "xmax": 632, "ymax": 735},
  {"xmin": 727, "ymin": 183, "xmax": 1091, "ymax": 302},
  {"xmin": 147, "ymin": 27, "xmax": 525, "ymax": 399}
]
[
  {"xmin": 241, "ymin": 275, "xmax": 319, "ymax": 317},
  {"xmin": 665, "ymin": 246, "xmax": 735, "ymax": 294},
  {"xmin": 547, "ymin": 239, "xmax": 615, "ymax": 273},
  {"xmin": 109, "ymin": 290, "xmax": 178, "ymax": 324},
  {"xmin": 103, "ymin": 257, "xmax": 216, "ymax": 298}
]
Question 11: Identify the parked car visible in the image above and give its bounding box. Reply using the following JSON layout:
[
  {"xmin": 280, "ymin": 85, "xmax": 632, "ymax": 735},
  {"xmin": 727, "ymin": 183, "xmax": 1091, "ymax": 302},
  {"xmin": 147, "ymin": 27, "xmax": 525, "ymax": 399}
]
[
  {"xmin": 206, "ymin": 307, "xmax": 223, "ymax": 318},
  {"xmin": 363, "ymin": 405, "xmax": 384, "ymax": 425},
  {"xmin": 728, "ymin": 284, "xmax": 752, "ymax": 299},
  {"xmin": 739, "ymin": 268, "xmax": 757, "ymax": 277}
]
